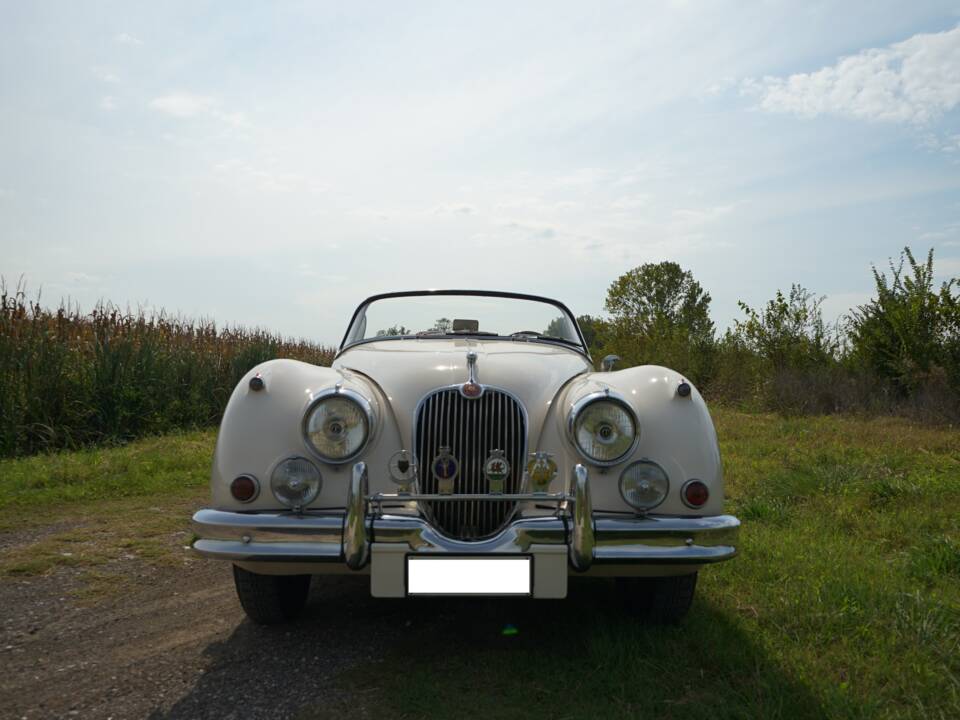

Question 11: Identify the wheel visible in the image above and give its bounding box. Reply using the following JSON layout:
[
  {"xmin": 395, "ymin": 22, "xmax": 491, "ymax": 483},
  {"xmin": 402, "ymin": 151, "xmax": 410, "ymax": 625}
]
[
  {"xmin": 232, "ymin": 565, "xmax": 311, "ymax": 625},
  {"xmin": 618, "ymin": 572, "xmax": 698, "ymax": 624}
]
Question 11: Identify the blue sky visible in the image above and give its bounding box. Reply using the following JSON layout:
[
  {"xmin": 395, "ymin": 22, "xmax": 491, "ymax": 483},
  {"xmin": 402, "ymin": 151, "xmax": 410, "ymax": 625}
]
[{"xmin": 2, "ymin": 1, "xmax": 959, "ymax": 345}]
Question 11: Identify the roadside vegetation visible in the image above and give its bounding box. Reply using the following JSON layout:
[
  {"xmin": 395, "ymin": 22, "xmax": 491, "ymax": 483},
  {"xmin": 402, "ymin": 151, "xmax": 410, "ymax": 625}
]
[
  {"xmin": 1, "ymin": 410, "xmax": 957, "ymax": 718},
  {"xmin": 0, "ymin": 281, "xmax": 334, "ymax": 457},
  {"xmin": 584, "ymin": 246, "xmax": 960, "ymax": 422},
  {"xmin": 2, "ymin": 244, "xmax": 957, "ymax": 460}
]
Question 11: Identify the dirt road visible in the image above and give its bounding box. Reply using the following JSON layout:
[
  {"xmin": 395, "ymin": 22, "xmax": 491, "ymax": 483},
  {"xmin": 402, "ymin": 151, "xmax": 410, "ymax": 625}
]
[{"xmin": 0, "ymin": 549, "xmax": 403, "ymax": 720}]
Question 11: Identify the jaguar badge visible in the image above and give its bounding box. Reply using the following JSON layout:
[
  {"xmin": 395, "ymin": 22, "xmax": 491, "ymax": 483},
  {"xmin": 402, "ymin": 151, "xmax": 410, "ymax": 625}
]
[
  {"xmin": 483, "ymin": 449, "xmax": 510, "ymax": 494},
  {"xmin": 432, "ymin": 446, "xmax": 459, "ymax": 494}
]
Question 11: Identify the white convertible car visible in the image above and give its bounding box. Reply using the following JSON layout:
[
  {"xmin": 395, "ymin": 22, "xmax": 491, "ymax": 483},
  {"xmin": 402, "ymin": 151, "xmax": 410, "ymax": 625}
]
[{"xmin": 192, "ymin": 290, "xmax": 739, "ymax": 624}]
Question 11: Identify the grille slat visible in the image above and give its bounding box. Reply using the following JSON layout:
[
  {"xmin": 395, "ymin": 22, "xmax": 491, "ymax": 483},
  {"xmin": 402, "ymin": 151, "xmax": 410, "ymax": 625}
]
[{"xmin": 416, "ymin": 388, "xmax": 526, "ymax": 540}]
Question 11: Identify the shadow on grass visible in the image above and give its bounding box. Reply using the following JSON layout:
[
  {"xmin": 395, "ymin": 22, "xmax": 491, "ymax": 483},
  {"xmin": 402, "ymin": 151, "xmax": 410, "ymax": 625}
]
[{"xmin": 153, "ymin": 575, "xmax": 824, "ymax": 720}]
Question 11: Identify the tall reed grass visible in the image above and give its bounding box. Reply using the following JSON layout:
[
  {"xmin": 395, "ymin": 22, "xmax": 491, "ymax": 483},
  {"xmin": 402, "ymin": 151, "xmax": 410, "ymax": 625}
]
[{"xmin": 0, "ymin": 281, "xmax": 334, "ymax": 457}]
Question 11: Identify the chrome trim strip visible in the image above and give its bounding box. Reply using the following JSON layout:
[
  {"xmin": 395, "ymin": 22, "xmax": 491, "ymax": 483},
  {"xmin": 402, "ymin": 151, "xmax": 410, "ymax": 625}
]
[
  {"xmin": 570, "ymin": 464, "xmax": 594, "ymax": 571},
  {"xmin": 566, "ymin": 389, "xmax": 641, "ymax": 468},
  {"xmin": 372, "ymin": 514, "xmax": 567, "ymax": 554},
  {"xmin": 301, "ymin": 386, "xmax": 377, "ymax": 465},
  {"xmin": 344, "ymin": 462, "xmax": 370, "ymax": 569},
  {"xmin": 369, "ymin": 492, "xmax": 569, "ymax": 503},
  {"xmin": 192, "ymin": 539, "xmax": 343, "ymax": 562}
]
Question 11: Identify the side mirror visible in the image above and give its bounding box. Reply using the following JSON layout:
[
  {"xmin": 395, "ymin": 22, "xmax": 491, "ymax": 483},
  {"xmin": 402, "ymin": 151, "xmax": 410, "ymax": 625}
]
[{"xmin": 600, "ymin": 354, "xmax": 620, "ymax": 372}]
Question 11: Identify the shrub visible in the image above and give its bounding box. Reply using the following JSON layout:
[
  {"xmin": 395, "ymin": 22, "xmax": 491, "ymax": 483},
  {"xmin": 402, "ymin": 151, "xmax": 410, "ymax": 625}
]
[{"xmin": 848, "ymin": 247, "xmax": 960, "ymax": 395}]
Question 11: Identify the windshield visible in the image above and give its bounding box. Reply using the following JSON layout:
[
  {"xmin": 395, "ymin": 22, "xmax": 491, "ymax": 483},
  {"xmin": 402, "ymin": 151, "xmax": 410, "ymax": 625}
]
[{"xmin": 342, "ymin": 292, "xmax": 584, "ymax": 350}]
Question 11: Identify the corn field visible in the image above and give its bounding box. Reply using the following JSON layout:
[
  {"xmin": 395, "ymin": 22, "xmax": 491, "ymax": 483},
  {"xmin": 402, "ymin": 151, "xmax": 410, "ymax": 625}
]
[{"xmin": 0, "ymin": 281, "xmax": 335, "ymax": 457}]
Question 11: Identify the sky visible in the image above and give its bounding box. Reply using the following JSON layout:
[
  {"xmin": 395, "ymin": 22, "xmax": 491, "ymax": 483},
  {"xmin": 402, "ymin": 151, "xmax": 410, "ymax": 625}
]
[{"xmin": 2, "ymin": 1, "xmax": 959, "ymax": 346}]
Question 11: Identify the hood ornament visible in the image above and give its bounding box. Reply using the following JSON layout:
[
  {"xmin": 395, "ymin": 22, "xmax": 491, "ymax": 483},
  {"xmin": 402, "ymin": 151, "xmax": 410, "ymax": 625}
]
[{"xmin": 460, "ymin": 350, "xmax": 483, "ymax": 399}]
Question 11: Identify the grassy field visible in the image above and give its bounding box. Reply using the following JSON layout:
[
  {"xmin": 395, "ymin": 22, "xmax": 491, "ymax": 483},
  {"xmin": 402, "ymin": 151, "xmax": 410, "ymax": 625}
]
[{"xmin": 1, "ymin": 409, "xmax": 958, "ymax": 718}]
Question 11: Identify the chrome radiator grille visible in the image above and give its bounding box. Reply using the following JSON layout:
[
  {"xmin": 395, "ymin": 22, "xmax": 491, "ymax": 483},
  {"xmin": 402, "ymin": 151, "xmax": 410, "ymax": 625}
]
[{"xmin": 415, "ymin": 388, "xmax": 526, "ymax": 540}]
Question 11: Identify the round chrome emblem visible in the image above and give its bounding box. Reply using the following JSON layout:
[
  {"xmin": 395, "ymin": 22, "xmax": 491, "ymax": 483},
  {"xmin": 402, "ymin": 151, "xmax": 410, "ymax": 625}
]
[
  {"xmin": 388, "ymin": 450, "xmax": 416, "ymax": 485},
  {"xmin": 483, "ymin": 450, "xmax": 510, "ymax": 482}
]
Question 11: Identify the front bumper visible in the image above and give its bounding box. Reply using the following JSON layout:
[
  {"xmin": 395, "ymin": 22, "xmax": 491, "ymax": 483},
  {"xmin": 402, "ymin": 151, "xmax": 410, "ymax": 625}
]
[{"xmin": 193, "ymin": 463, "xmax": 739, "ymax": 587}]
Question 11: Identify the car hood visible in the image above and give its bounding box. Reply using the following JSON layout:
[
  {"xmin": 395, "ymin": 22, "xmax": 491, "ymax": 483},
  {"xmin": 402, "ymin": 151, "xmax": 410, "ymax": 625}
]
[{"xmin": 334, "ymin": 338, "xmax": 592, "ymax": 446}]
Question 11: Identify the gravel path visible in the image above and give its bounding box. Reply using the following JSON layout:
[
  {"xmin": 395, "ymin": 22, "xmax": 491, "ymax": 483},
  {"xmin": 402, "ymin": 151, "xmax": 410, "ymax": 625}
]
[{"xmin": 0, "ymin": 554, "xmax": 403, "ymax": 720}]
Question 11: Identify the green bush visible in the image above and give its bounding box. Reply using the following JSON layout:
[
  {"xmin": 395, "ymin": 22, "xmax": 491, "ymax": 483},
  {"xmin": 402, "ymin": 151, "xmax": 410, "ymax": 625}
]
[{"xmin": 848, "ymin": 247, "xmax": 960, "ymax": 395}]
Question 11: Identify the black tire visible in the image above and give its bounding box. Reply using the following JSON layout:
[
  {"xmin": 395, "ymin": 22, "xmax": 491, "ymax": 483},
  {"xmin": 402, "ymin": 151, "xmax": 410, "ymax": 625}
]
[
  {"xmin": 618, "ymin": 572, "xmax": 698, "ymax": 624},
  {"xmin": 232, "ymin": 565, "xmax": 311, "ymax": 625}
]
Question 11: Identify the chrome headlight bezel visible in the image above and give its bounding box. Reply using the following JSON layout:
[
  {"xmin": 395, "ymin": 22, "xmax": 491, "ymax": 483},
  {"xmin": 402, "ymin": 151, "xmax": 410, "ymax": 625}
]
[
  {"xmin": 301, "ymin": 387, "xmax": 376, "ymax": 464},
  {"xmin": 567, "ymin": 391, "xmax": 640, "ymax": 466}
]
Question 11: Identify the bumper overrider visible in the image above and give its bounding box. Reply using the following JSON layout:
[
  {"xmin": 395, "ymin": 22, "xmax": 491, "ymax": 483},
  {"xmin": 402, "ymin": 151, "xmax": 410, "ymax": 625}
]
[{"xmin": 192, "ymin": 463, "xmax": 740, "ymax": 598}]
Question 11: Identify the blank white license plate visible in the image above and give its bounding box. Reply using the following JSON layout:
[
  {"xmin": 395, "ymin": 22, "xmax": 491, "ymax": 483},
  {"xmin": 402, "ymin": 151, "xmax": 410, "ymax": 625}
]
[{"xmin": 407, "ymin": 557, "xmax": 532, "ymax": 596}]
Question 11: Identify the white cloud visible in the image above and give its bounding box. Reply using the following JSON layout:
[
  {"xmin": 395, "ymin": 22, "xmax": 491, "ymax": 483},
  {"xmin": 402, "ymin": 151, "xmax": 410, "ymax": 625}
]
[
  {"xmin": 115, "ymin": 32, "xmax": 142, "ymax": 46},
  {"xmin": 150, "ymin": 93, "xmax": 216, "ymax": 118},
  {"xmin": 100, "ymin": 96, "xmax": 117, "ymax": 111},
  {"xmin": 92, "ymin": 67, "xmax": 119, "ymax": 84},
  {"xmin": 149, "ymin": 93, "xmax": 250, "ymax": 130},
  {"xmin": 431, "ymin": 204, "xmax": 476, "ymax": 215},
  {"xmin": 743, "ymin": 25, "xmax": 960, "ymax": 124},
  {"xmin": 64, "ymin": 271, "xmax": 101, "ymax": 284}
]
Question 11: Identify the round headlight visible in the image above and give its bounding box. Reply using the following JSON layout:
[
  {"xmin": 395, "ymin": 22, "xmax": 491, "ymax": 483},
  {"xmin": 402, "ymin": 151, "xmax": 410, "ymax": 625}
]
[
  {"xmin": 620, "ymin": 460, "xmax": 669, "ymax": 511},
  {"xmin": 303, "ymin": 392, "xmax": 372, "ymax": 462},
  {"xmin": 271, "ymin": 457, "xmax": 322, "ymax": 508},
  {"xmin": 570, "ymin": 396, "xmax": 638, "ymax": 464}
]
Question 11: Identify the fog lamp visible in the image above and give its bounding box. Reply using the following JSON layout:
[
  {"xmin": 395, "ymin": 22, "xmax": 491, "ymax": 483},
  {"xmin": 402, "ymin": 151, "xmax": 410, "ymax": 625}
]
[
  {"xmin": 271, "ymin": 457, "xmax": 322, "ymax": 509},
  {"xmin": 619, "ymin": 461, "xmax": 669, "ymax": 511}
]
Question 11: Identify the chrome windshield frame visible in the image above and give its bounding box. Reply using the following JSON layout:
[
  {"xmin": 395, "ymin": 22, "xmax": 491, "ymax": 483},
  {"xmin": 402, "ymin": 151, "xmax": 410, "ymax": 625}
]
[{"xmin": 337, "ymin": 289, "xmax": 591, "ymax": 360}]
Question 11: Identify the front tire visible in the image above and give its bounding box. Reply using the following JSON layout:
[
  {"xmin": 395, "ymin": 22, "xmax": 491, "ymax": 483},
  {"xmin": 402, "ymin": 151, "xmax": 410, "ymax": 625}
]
[
  {"xmin": 619, "ymin": 572, "xmax": 698, "ymax": 624},
  {"xmin": 232, "ymin": 565, "xmax": 311, "ymax": 625}
]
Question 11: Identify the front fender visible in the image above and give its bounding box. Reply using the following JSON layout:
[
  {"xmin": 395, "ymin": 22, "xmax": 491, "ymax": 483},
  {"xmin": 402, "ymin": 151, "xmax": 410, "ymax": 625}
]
[
  {"xmin": 210, "ymin": 359, "xmax": 399, "ymax": 511},
  {"xmin": 551, "ymin": 365, "xmax": 723, "ymax": 516}
]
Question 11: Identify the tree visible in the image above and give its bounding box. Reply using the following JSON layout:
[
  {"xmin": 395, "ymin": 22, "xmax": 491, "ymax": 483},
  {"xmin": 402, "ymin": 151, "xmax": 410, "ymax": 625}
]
[
  {"xmin": 605, "ymin": 261, "xmax": 713, "ymax": 342},
  {"xmin": 430, "ymin": 318, "xmax": 452, "ymax": 333},
  {"xmin": 575, "ymin": 314, "xmax": 607, "ymax": 352},
  {"xmin": 375, "ymin": 325, "xmax": 410, "ymax": 337},
  {"xmin": 601, "ymin": 262, "xmax": 715, "ymax": 381}
]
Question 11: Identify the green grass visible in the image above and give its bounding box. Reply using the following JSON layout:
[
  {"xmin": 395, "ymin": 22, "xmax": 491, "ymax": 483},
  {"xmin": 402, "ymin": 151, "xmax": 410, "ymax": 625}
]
[
  {"xmin": 0, "ymin": 429, "xmax": 214, "ymax": 592},
  {"xmin": 317, "ymin": 408, "xmax": 960, "ymax": 720},
  {"xmin": 2, "ymin": 409, "xmax": 959, "ymax": 717},
  {"xmin": 0, "ymin": 429, "xmax": 214, "ymax": 523}
]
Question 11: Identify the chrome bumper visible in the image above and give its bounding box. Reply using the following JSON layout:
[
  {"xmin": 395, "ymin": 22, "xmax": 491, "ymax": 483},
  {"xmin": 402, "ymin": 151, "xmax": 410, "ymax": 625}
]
[{"xmin": 192, "ymin": 463, "xmax": 739, "ymax": 570}]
